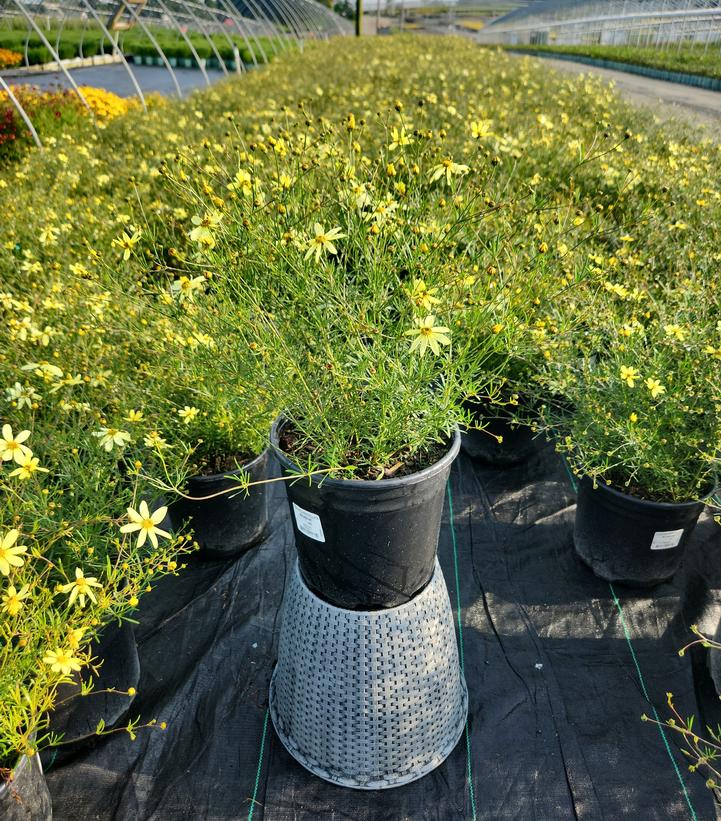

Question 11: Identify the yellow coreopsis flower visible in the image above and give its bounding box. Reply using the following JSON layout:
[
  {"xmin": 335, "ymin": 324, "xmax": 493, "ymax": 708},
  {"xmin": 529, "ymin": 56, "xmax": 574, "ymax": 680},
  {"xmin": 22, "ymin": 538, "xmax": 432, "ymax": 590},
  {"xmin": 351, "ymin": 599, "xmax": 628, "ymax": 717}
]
[
  {"xmin": 388, "ymin": 126, "xmax": 413, "ymax": 151},
  {"xmin": 177, "ymin": 406, "xmax": 200, "ymax": 424},
  {"xmin": 304, "ymin": 224, "xmax": 345, "ymax": 262},
  {"xmin": 189, "ymin": 212, "xmax": 223, "ymax": 249},
  {"xmin": 645, "ymin": 378, "xmax": 666, "ymax": 399},
  {"xmin": 0, "ymin": 529, "xmax": 27, "ymax": 575},
  {"xmin": 144, "ymin": 431, "xmax": 169, "ymax": 450},
  {"xmin": 407, "ymin": 279, "xmax": 440, "ymax": 311},
  {"xmin": 430, "ymin": 158, "xmax": 470, "ymax": 186},
  {"xmin": 67, "ymin": 627, "xmax": 86, "ymax": 650},
  {"xmin": 620, "ymin": 366, "xmax": 640, "ymax": 388},
  {"xmin": 664, "ymin": 324, "xmax": 686, "ymax": 342},
  {"xmin": 227, "ymin": 169, "xmax": 252, "ymax": 196},
  {"xmin": 120, "ymin": 500, "xmax": 170, "ymax": 549},
  {"xmin": 2, "ymin": 583, "xmax": 30, "ymax": 616},
  {"xmin": 0, "ymin": 423, "xmax": 32, "ymax": 463},
  {"xmin": 43, "ymin": 647, "xmax": 82, "ymax": 677},
  {"xmin": 5, "ymin": 383, "xmax": 40, "ymax": 410},
  {"xmin": 60, "ymin": 567, "xmax": 102, "ymax": 608},
  {"xmin": 404, "ymin": 315, "xmax": 452, "ymax": 356},
  {"xmin": 171, "ymin": 276, "xmax": 206, "ymax": 301},
  {"xmin": 112, "ymin": 230, "xmax": 141, "ymax": 261},
  {"xmin": 8, "ymin": 452, "xmax": 49, "ymax": 481},
  {"xmin": 470, "ymin": 119, "xmax": 493, "ymax": 139},
  {"xmin": 93, "ymin": 427, "xmax": 132, "ymax": 452}
]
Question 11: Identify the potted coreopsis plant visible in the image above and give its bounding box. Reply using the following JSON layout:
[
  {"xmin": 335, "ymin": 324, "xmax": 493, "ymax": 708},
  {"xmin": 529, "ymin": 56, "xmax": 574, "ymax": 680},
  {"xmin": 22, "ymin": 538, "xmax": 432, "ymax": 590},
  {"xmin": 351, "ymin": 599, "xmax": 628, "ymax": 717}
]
[
  {"xmin": 165, "ymin": 112, "xmax": 515, "ymax": 609},
  {"xmin": 145, "ymin": 381, "xmax": 273, "ymax": 559},
  {"xmin": 534, "ymin": 280, "xmax": 719, "ymax": 586},
  {"xmin": 104, "ymin": 275, "xmax": 277, "ymax": 559},
  {"xmin": 453, "ymin": 189, "xmax": 602, "ymax": 466},
  {"xmin": 0, "ymin": 422, "xmax": 192, "ymax": 817},
  {"xmin": 0, "ymin": 251, "xmax": 201, "ymax": 767}
]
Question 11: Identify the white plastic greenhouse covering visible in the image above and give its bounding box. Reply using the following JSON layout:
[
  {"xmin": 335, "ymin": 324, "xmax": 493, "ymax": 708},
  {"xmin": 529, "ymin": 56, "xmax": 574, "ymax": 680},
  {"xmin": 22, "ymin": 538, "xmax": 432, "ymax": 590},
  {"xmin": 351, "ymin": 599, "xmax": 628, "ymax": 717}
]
[
  {"xmin": 479, "ymin": 0, "xmax": 721, "ymax": 47},
  {"xmin": 0, "ymin": 0, "xmax": 347, "ymax": 143}
]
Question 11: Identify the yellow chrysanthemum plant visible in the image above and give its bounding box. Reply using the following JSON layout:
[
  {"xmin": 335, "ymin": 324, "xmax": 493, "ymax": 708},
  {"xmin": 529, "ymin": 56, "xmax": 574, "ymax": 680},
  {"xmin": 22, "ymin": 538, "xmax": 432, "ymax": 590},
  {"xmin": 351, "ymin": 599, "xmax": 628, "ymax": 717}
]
[{"xmin": 0, "ymin": 422, "xmax": 194, "ymax": 778}]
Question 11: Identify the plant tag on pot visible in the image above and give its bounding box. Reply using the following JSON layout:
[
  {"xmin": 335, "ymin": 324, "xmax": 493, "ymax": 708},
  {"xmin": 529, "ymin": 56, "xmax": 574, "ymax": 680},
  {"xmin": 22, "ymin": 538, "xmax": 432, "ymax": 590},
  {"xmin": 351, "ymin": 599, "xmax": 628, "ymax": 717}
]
[
  {"xmin": 650, "ymin": 529, "xmax": 685, "ymax": 551},
  {"xmin": 292, "ymin": 503, "xmax": 325, "ymax": 543}
]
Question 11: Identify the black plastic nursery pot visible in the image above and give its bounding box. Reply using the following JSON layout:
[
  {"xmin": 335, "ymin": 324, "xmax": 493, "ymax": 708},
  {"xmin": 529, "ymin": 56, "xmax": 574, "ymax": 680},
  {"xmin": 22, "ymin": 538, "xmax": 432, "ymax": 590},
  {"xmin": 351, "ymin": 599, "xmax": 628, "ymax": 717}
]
[
  {"xmin": 460, "ymin": 399, "xmax": 538, "ymax": 466},
  {"xmin": 271, "ymin": 418, "xmax": 460, "ymax": 610},
  {"xmin": 47, "ymin": 618, "xmax": 139, "ymax": 764},
  {"xmin": 574, "ymin": 475, "xmax": 706, "ymax": 587},
  {"xmin": 0, "ymin": 751, "xmax": 52, "ymax": 821},
  {"xmin": 168, "ymin": 448, "xmax": 271, "ymax": 558}
]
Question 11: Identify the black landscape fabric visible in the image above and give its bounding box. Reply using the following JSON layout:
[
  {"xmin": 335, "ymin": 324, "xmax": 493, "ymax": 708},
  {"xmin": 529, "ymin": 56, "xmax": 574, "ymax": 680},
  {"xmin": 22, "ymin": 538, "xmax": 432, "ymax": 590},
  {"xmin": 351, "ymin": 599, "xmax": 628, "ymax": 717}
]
[{"xmin": 43, "ymin": 441, "xmax": 721, "ymax": 820}]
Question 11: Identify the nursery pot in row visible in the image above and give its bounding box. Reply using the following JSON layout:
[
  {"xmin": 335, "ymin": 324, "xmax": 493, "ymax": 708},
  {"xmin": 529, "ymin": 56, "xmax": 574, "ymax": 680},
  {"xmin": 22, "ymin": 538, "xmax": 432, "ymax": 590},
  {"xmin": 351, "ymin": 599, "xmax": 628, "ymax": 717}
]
[
  {"xmin": 168, "ymin": 449, "xmax": 271, "ymax": 558},
  {"xmin": 48, "ymin": 618, "xmax": 139, "ymax": 765},
  {"xmin": 269, "ymin": 418, "xmax": 468, "ymax": 788},
  {"xmin": 574, "ymin": 476, "xmax": 706, "ymax": 587},
  {"xmin": 271, "ymin": 418, "xmax": 460, "ymax": 610},
  {"xmin": 460, "ymin": 398, "xmax": 538, "ymax": 466}
]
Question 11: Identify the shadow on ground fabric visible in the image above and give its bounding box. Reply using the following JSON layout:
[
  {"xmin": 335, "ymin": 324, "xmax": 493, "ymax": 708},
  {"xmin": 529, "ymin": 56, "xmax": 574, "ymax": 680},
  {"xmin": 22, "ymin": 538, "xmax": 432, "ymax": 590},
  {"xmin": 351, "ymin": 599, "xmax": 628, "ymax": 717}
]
[{"xmin": 44, "ymin": 447, "xmax": 721, "ymax": 820}]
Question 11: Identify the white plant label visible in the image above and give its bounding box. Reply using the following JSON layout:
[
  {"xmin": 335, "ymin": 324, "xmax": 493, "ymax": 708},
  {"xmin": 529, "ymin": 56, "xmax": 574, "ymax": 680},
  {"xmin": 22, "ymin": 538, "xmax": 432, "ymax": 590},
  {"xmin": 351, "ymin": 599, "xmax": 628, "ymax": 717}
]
[
  {"xmin": 292, "ymin": 503, "xmax": 325, "ymax": 543},
  {"xmin": 650, "ymin": 529, "xmax": 684, "ymax": 551}
]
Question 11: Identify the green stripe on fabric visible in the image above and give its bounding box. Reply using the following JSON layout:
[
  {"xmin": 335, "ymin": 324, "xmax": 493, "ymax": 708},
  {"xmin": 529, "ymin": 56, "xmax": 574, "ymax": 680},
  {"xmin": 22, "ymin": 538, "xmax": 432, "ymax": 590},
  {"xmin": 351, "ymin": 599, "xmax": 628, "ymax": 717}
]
[
  {"xmin": 609, "ymin": 584, "xmax": 698, "ymax": 821},
  {"xmin": 447, "ymin": 482, "xmax": 477, "ymax": 821},
  {"xmin": 248, "ymin": 708, "xmax": 269, "ymax": 821},
  {"xmin": 561, "ymin": 457, "xmax": 698, "ymax": 819}
]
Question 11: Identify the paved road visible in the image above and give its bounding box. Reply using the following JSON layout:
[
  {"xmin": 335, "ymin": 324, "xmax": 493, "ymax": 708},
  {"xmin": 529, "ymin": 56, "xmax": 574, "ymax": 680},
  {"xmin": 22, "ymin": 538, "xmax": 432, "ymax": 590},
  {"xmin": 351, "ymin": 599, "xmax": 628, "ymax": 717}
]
[
  {"xmin": 9, "ymin": 63, "xmax": 227, "ymax": 98},
  {"xmin": 518, "ymin": 54, "xmax": 721, "ymax": 133},
  {"xmin": 418, "ymin": 28, "xmax": 721, "ymax": 132}
]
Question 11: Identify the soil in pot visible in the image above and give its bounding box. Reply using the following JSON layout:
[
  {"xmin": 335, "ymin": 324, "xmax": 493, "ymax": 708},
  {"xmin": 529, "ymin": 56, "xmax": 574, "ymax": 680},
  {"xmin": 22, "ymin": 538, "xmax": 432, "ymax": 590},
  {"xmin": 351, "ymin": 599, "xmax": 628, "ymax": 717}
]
[
  {"xmin": 574, "ymin": 475, "xmax": 706, "ymax": 586},
  {"xmin": 271, "ymin": 418, "xmax": 460, "ymax": 610},
  {"xmin": 168, "ymin": 448, "xmax": 272, "ymax": 558},
  {"xmin": 0, "ymin": 752, "xmax": 52, "ymax": 821},
  {"xmin": 460, "ymin": 397, "xmax": 538, "ymax": 466}
]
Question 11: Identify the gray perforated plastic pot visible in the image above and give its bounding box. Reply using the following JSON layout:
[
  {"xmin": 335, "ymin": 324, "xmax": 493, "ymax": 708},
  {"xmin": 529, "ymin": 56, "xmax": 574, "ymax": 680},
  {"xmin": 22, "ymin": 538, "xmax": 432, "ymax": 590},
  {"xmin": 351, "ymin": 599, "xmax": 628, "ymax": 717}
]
[
  {"xmin": 168, "ymin": 449, "xmax": 271, "ymax": 558},
  {"xmin": 270, "ymin": 558, "xmax": 468, "ymax": 789},
  {"xmin": 574, "ymin": 475, "xmax": 705, "ymax": 586},
  {"xmin": 271, "ymin": 418, "xmax": 460, "ymax": 610},
  {"xmin": 0, "ymin": 751, "xmax": 52, "ymax": 820}
]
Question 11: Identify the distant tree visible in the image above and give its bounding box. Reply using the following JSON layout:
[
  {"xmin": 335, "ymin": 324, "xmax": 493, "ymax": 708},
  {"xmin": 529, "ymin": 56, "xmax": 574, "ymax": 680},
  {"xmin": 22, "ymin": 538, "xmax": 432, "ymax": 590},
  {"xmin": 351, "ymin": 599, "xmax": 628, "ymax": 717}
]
[{"xmin": 334, "ymin": 0, "xmax": 355, "ymax": 19}]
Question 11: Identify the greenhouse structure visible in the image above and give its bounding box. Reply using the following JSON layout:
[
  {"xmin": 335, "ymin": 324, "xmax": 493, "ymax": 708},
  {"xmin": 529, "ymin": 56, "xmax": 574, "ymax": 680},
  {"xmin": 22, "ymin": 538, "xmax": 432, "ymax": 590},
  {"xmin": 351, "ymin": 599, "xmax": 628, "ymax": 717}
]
[
  {"xmin": 479, "ymin": 0, "xmax": 721, "ymax": 46},
  {"xmin": 0, "ymin": 0, "xmax": 346, "ymax": 139}
]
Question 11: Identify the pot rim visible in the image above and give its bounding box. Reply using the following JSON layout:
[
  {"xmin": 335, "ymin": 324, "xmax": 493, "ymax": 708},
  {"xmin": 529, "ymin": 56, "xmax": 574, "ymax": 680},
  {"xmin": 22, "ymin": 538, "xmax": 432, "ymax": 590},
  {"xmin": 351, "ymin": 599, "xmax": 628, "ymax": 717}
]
[
  {"xmin": 270, "ymin": 416, "xmax": 460, "ymax": 490},
  {"xmin": 186, "ymin": 446, "xmax": 269, "ymax": 485},
  {"xmin": 579, "ymin": 473, "xmax": 712, "ymax": 511}
]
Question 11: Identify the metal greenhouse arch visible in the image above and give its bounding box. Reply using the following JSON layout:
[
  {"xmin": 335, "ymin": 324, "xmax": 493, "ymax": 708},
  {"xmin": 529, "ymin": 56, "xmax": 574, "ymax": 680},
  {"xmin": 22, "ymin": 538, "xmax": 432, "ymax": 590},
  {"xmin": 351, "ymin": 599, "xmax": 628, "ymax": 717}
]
[{"xmin": 0, "ymin": 0, "xmax": 348, "ymax": 147}]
